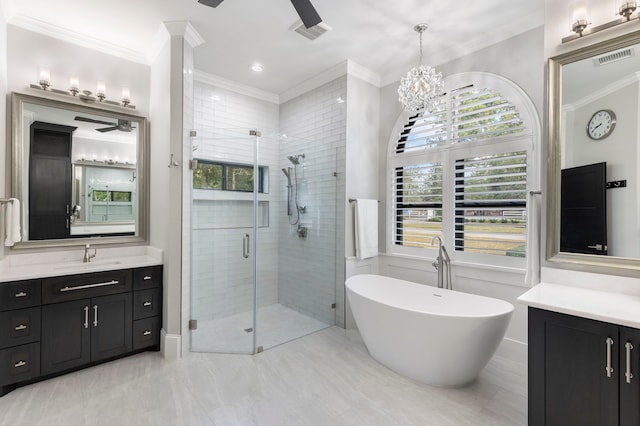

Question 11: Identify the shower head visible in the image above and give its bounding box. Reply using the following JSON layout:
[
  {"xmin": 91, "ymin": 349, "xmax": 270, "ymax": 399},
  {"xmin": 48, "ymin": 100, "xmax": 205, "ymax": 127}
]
[{"xmin": 288, "ymin": 154, "xmax": 305, "ymax": 165}]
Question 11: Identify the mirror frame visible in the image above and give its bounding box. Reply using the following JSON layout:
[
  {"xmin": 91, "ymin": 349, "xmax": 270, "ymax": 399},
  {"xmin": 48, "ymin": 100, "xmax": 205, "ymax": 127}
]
[
  {"xmin": 547, "ymin": 30, "xmax": 640, "ymax": 275},
  {"xmin": 11, "ymin": 91, "xmax": 149, "ymax": 249}
]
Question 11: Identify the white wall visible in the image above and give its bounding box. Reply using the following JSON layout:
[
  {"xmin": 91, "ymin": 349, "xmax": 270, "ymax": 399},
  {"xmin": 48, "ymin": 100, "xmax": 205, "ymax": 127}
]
[
  {"xmin": 345, "ymin": 75, "xmax": 380, "ymax": 258},
  {"xmin": 370, "ymin": 27, "xmax": 545, "ymax": 348},
  {"xmin": 564, "ymin": 83, "xmax": 639, "ymax": 257},
  {"xmin": 6, "ymin": 26, "xmax": 149, "ymax": 114}
]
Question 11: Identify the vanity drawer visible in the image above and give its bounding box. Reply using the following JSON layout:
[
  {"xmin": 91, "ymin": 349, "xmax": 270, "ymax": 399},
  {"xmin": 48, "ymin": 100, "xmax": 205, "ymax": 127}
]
[
  {"xmin": 0, "ymin": 308, "xmax": 41, "ymax": 349},
  {"xmin": 0, "ymin": 343, "xmax": 40, "ymax": 386},
  {"xmin": 133, "ymin": 266, "xmax": 162, "ymax": 290},
  {"xmin": 0, "ymin": 280, "xmax": 41, "ymax": 312},
  {"xmin": 43, "ymin": 269, "xmax": 132, "ymax": 304},
  {"xmin": 132, "ymin": 316, "xmax": 160, "ymax": 350},
  {"xmin": 133, "ymin": 288, "xmax": 161, "ymax": 320}
]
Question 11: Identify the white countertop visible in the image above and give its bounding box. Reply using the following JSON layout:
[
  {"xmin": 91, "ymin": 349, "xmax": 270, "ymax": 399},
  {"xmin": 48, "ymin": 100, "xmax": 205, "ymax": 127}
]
[
  {"xmin": 518, "ymin": 282, "xmax": 640, "ymax": 329},
  {"xmin": 0, "ymin": 246, "xmax": 163, "ymax": 282}
]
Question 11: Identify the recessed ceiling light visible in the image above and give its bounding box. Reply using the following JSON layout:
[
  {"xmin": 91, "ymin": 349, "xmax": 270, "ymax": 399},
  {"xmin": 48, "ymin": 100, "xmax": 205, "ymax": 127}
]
[{"xmin": 251, "ymin": 63, "xmax": 264, "ymax": 73}]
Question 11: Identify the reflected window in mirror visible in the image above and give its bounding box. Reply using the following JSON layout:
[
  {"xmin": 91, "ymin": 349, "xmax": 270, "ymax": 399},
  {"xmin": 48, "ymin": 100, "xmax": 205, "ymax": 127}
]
[{"xmin": 11, "ymin": 92, "xmax": 148, "ymax": 249}]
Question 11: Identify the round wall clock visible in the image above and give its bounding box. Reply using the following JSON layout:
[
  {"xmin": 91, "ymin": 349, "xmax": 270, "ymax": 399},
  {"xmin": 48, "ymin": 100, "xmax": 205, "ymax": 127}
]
[{"xmin": 587, "ymin": 109, "xmax": 616, "ymax": 140}]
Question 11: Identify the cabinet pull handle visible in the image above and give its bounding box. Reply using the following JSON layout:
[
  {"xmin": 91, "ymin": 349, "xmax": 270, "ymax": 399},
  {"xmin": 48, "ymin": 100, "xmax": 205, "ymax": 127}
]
[
  {"xmin": 143, "ymin": 330, "xmax": 152, "ymax": 336},
  {"xmin": 84, "ymin": 306, "xmax": 89, "ymax": 329},
  {"xmin": 243, "ymin": 234, "xmax": 250, "ymax": 258},
  {"xmin": 14, "ymin": 324, "xmax": 27, "ymax": 331},
  {"xmin": 14, "ymin": 360, "xmax": 26, "ymax": 368},
  {"xmin": 143, "ymin": 276, "xmax": 152, "ymax": 280},
  {"xmin": 626, "ymin": 342, "xmax": 634, "ymax": 384},
  {"xmin": 143, "ymin": 301, "xmax": 152, "ymax": 307},
  {"xmin": 15, "ymin": 291, "xmax": 27, "ymax": 298},
  {"xmin": 60, "ymin": 280, "xmax": 119, "ymax": 292},
  {"xmin": 606, "ymin": 337, "xmax": 614, "ymax": 377},
  {"xmin": 93, "ymin": 305, "xmax": 98, "ymax": 327}
]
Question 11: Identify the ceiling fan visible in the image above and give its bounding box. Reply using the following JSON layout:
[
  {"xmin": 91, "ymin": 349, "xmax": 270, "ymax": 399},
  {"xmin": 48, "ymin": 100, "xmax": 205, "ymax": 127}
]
[
  {"xmin": 197, "ymin": 0, "xmax": 322, "ymax": 29},
  {"xmin": 74, "ymin": 116, "xmax": 136, "ymax": 133}
]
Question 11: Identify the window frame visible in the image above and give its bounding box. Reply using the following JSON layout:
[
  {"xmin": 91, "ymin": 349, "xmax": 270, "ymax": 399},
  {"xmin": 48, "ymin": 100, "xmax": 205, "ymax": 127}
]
[
  {"xmin": 192, "ymin": 159, "xmax": 267, "ymax": 193},
  {"xmin": 387, "ymin": 72, "xmax": 540, "ymax": 268}
]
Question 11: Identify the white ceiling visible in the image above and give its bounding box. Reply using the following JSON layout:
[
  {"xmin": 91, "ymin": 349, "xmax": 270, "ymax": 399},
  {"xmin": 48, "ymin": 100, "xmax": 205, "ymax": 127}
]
[{"xmin": 3, "ymin": 0, "xmax": 545, "ymax": 95}]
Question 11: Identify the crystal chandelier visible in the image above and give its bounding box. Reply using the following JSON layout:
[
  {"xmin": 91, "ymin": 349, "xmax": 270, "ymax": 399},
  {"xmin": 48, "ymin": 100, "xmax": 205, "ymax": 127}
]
[{"xmin": 397, "ymin": 23, "xmax": 444, "ymax": 114}]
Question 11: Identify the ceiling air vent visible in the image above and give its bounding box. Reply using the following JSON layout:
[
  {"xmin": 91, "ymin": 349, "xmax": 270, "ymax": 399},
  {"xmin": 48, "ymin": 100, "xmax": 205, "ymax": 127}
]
[
  {"xmin": 594, "ymin": 47, "xmax": 634, "ymax": 66},
  {"xmin": 288, "ymin": 19, "xmax": 332, "ymax": 41}
]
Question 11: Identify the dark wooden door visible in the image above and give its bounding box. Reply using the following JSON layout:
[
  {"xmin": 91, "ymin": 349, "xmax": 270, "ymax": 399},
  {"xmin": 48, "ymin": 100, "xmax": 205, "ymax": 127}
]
[
  {"xmin": 90, "ymin": 293, "xmax": 132, "ymax": 362},
  {"xmin": 620, "ymin": 327, "xmax": 640, "ymax": 425},
  {"xmin": 561, "ymin": 162, "xmax": 608, "ymax": 255},
  {"xmin": 29, "ymin": 121, "xmax": 76, "ymax": 240},
  {"xmin": 529, "ymin": 308, "xmax": 618, "ymax": 425},
  {"xmin": 41, "ymin": 299, "xmax": 91, "ymax": 376}
]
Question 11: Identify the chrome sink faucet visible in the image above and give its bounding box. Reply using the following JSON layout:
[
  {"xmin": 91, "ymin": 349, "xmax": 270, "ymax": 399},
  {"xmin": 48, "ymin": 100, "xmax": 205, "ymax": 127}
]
[{"xmin": 83, "ymin": 244, "xmax": 97, "ymax": 263}]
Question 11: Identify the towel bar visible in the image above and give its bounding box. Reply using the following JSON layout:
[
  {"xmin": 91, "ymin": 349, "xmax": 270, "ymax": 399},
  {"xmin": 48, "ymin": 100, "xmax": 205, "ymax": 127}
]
[{"xmin": 349, "ymin": 198, "xmax": 380, "ymax": 203}]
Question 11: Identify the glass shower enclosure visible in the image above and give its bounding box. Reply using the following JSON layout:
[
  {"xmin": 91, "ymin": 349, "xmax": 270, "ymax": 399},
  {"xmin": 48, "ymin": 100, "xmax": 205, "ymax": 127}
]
[{"xmin": 189, "ymin": 129, "xmax": 337, "ymax": 353}]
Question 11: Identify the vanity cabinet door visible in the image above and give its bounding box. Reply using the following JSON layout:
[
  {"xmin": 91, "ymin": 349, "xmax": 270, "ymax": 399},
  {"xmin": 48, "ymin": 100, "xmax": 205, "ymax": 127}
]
[
  {"xmin": 620, "ymin": 327, "xmax": 640, "ymax": 425},
  {"xmin": 41, "ymin": 299, "xmax": 91, "ymax": 376},
  {"xmin": 529, "ymin": 308, "xmax": 619, "ymax": 425},
  {"xmin": 90, "ymin": 293, "xmax": 132, "ymax": 362}
]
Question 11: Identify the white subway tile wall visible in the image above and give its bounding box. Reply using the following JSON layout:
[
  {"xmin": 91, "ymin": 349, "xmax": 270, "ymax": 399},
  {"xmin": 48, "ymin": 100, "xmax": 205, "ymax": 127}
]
[
  {"xmin": 189, "ymin": 75, "xmax": 346, "ymax": 344},
  {"xmin": 279, "ymin": 76, "xmax": 346, "ymax": 326}
]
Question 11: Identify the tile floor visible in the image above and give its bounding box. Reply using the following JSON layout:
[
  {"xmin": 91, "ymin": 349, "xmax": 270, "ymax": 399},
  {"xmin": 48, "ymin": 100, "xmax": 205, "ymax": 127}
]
[
  {"xmin": 0, "ymin": 327, "xmax": 527, "ymax": 425},
  {"xmin": 191, "ymin": 304, "xmax": 331, "ymax": 353}
]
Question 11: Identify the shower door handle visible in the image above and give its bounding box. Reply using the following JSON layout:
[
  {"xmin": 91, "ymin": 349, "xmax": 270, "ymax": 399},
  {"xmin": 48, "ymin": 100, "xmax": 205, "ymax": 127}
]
[{"xmin": 243, "ymin": 234, "xmax": 250, "ymax": 258}]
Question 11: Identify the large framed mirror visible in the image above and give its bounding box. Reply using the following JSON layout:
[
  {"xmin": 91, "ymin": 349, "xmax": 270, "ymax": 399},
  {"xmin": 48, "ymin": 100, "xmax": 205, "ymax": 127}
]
[
  {"xmin": 11, "ymin": 92, "xmax": 149, "ymax": 249},
  {"xmin": 547, "ymin": 30, "xmax": 640, "ymax": 274}
]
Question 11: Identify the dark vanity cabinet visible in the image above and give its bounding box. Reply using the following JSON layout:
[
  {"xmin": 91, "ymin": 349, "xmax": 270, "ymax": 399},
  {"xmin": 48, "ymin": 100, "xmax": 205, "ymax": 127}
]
[
  {"xmin": 529, "ymin": 307, "xmax": 640, "ymax": 425},
  {"xmin": 0, "ymin": 265, "xmax": 162, "ymax": 396}
]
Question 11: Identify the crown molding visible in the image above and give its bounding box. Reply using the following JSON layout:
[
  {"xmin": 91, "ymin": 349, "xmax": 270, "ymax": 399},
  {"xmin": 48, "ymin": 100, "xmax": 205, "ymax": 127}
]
[
  {"xmin": 563, "ymin": 71, "xmax": 640, "ymax": 111},
  {"xmin": 8, "ymin": 14, "xmax": 149, "ymax": 65},
  {"xmin": 279, "ymin": 60, "xmax": 381, "ymax": 104},
  {"xmin": 163, "ymin": 21, "xmax": 205, "ymax": 48},
  {"xmin": 194, "ymin": 70, "xmax": 279, "ymax": 104}
]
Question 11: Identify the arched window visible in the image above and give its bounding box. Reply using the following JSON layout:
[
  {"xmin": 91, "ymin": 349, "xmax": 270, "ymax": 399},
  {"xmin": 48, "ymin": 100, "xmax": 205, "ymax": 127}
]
[{"xmin": 388, "ymin": 72, "xmax": 540, "ymax": 267}]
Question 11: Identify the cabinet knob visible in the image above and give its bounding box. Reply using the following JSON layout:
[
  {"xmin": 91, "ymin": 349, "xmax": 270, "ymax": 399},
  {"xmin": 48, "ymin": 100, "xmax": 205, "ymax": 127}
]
[
  {"xmin": 14, "ymin": 360, "xmax": 27, "ymax": 368},
  {"xmin": 14, "ymin": 291, "xmax": 27, "ymax": 298},
  {"xmin": 143, "ymin": 301, "xmax": 152, "ymax": 307},
  {"xmin": 143, "ymin": 276, "xmax": 152, "ymax": 281},
  {"xmin": 143, "ymin": 330, "xmax": 152, "ymax": 336},
  {"xmin": 14, "ymin": 324, "xmax": 28, "ymax": 331}
]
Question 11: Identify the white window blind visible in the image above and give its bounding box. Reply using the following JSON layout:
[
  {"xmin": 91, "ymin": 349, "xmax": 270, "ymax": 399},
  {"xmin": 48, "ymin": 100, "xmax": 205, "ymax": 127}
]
[
  {"xmin": 392, "ymin": 77, "xmax": 532, "ymax": 259},
  {"xmin": 393, "ymin": 163, "xmax": 443, "ymax": 248},
  {"xmin": 454, "ymin": 151, "xmax": 527, "ymax": 257},
  {"xmin": 450, "ymin": 87, "xmax": 524, "ymax": 144}
]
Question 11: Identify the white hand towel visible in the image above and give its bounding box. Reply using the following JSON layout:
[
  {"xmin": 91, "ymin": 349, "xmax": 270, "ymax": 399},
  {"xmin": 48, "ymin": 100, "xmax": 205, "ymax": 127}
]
[
  {"xmin": 4, "ymin": 198, "xmax": 22, "ymax": 247},
  {"xmin": 355, "ymin": 198, "xmax": 378, "ymax": 260}
]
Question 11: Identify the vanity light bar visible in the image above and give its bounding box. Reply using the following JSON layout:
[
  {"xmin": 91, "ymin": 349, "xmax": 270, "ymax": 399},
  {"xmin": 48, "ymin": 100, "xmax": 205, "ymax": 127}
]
[{"xmin": 29, "ymin": 75, "xmax": 136, "ymax": 110}]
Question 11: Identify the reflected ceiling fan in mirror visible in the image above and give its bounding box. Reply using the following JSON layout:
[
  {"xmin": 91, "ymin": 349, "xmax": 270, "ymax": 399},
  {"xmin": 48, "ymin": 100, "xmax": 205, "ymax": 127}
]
[
  {"xmin": 74, "ymin": 116, "xmax": 136, "ymax": 133},
  {"xmin": 197, "ymin": 0, "xmax": 322, "ymax": 28}
]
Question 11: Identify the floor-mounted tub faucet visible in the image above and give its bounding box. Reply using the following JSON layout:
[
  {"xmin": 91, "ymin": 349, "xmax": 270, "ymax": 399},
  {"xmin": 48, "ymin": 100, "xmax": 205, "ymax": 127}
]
[
  {"xmin": 83, "ymin": 244, "xmax": 97, "ymax": 263},
  {"xmin": 431, "ymin": 236, "xmax": 451, "ymax": 289}
]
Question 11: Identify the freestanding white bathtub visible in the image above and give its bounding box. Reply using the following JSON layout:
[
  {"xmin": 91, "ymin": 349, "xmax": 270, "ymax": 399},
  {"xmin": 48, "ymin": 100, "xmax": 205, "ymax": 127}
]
[{"xmin": 346, "ymin": 274, "xmax": 514, "ymax": 387}]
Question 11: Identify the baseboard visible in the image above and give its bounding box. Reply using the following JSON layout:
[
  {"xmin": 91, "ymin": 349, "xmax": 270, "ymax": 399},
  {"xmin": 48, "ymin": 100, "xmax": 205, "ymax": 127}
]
[
  {"xmin": 496, "ymin": 337, "xmax": 527, "ymax": 364},
  {"xmin": 161, "ymin": 329, "xmax": 182, "ymax": 360}
]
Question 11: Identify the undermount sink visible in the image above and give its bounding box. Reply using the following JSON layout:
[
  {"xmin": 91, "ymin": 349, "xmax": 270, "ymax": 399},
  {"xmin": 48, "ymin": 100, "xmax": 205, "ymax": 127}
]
[{"xmin": 52, "ymin": 259, "xmax": 122, "ymax": 271}]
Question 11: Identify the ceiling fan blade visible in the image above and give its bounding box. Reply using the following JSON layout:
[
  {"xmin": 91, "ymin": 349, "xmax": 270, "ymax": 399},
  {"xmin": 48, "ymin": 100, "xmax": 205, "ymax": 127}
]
[
  {"xmin": 198, "ymin": 0, "xmax": 224, "ymax": 8},
  {"xmin": 75, "ymin": 116, "xmax": 116, "ymax": 126},
  {"xmin": 290, "ymin": 0, "xmax": 322, "ymax": 28},
  {"xmin": 96, "ymin": 126, "xmax": 119, "ymax": 133}
]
